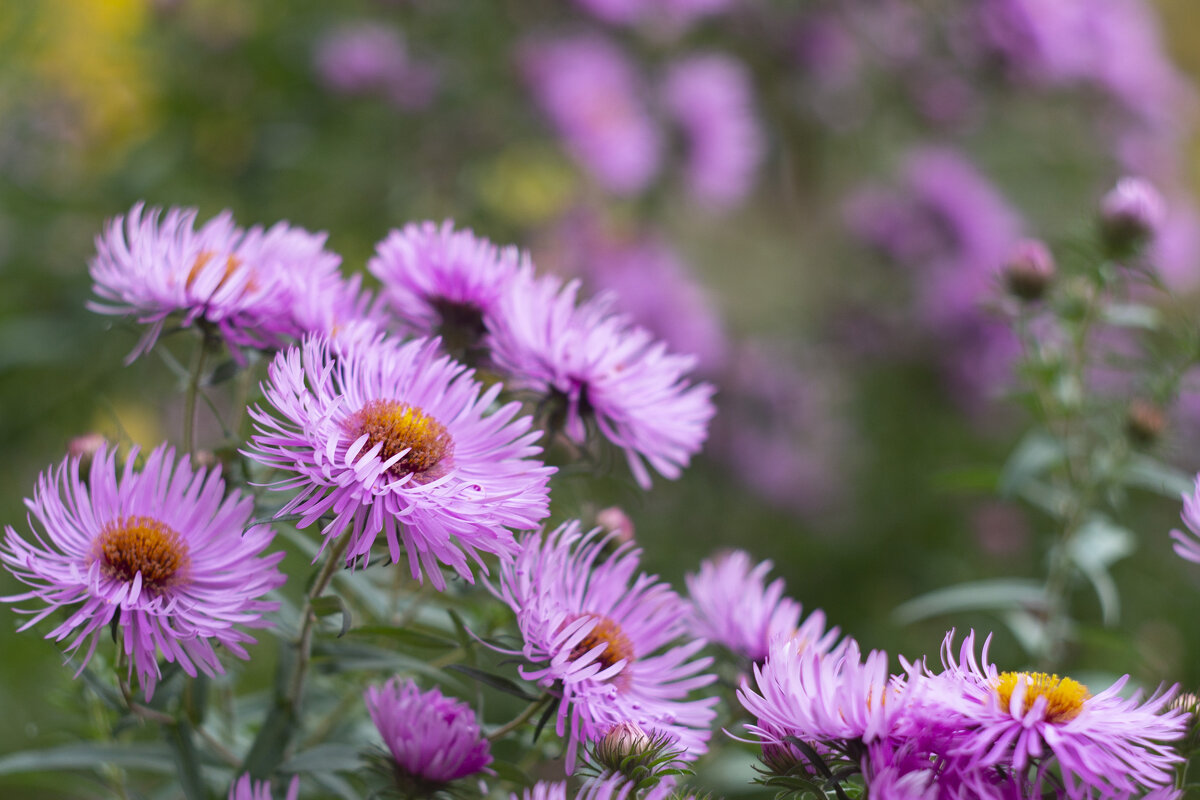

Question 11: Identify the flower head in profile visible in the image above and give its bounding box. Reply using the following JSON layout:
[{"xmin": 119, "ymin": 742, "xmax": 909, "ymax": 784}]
[
  {"xmin": 492, "ymin": 522, "xmax": 717, "ymax": 769},
  {"xmin": 368, "ymin": 220, "xmax": 526, "ymax": 358},
  {"xmin": 89, "ymin": 202, "xmax": 343, "ymax": 362},
  {"xmin": 685, "ymin": 550, "xmax": 836, "ymax": 664},
  {"xmin": 521, "ymin": 35, "xmax": 661, "ymax": 195},
  {"xmin": 926, "ymin": 630, "xmax": 1185, "ymax": 799},
  {"xmin": 1169, "ymin": 474, "xmax": 1200, "ymax": 565},
  {"xmin": 365, "ymin": 678, "xmax": 491, "ymax": 791},
  {"xmin": 661, "ymin": 53, "xmax": 764, "ymax": 211},
  {"xmin": 488, "ymin": 269, "xmax": 715, "ymax": 489},
  {"xmin": 245, "ymin": 335, "xmax": 553, "ymax": 588},
  {"xmin": 228, "ymin": 774, "xmax": 300, "ymax": 800},
  {"xmin": 1, "ymin": 444, "xmax": 284, "ymax": 699}
]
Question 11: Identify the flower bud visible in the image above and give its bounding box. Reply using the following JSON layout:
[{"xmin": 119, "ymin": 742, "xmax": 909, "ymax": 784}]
[
  {"xmin": 594, "ymin": 721, "xmax": 653, "ymax": 770},
  {"xmin": 596, "ymin": 506, "xmax": 636, "ymax": 547},
  {"xmin": 1126, "ymin": 398, "xmax": 1166, "ymax": 445},
  {"xmin": 1003, "ymin": 239, "xmax": 1055, "ymax": 301},
  {"xmin": 67, "ymin": 433, "xmax": 107, "ymax": 479},
  {"xmin": 1100, "ymin": 177, "xmax": 1164, "ymax": 257},
  {"xmin": 760, "ymin": 739, "xmax": 807, "ymax": 776}
]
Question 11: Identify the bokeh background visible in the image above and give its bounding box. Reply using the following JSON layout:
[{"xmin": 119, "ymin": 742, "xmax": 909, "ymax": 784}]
[{"xmin": 3, "ymin": 0, "xmax": 1200, "ymax": 795}]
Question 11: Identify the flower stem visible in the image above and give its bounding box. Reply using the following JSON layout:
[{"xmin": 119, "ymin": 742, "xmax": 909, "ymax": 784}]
[
  {"xmin": 287, "ymin": 534, "xmax": 352, "ymax": 707},
  {"xmin": 183, "ymin": 335, "xmax": 209, "ymax": 458},
  {"xmin": 487, "ymin": 692, "xmax": 553, "ymax": 742}
]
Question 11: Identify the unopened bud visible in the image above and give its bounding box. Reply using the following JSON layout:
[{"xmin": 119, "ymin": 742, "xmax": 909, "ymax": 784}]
[
  {"xmin": 1003, "ymin": 239, "xmax": 1055, "ymax": 301},
  {"xmin": 1100, "ymin": 177, "xmax": 1164, "ymax": 257},
  {"xmin": 1171, "ymin": 691, "xmax": 1200, "ymax": 749},
  {"xmin": 596, "ymin": 507, "xmax": 635, "ymax": 547},
  {"xmin": 1126, "ymin": 398, "xmax": 1166, "ymax": 445},
  {"xmin": 594, "ymin": 721, "xmax": 653, "ymax": 770},
  {"xmin": 67, "ymin": 433, "xmax": 107, "ymax": 479},
  {"xmin": 760, "ymin": 740, "xmax": 807, "ymax": 776}
]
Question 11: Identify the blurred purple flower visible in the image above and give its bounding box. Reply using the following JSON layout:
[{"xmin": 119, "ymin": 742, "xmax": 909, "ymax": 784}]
[
  {"xmin": 573, "ymin": 0, "xmax": 737, "ymax": 31},
  {"xmin": 548, "ymin": 212, "xmax": 727, "ymax": 372},
  {"xmin": 365, "ymin": 678, "xmax": 492, "ymax": 787},
  {"xmin": 314, "ymin": 22, "xmax": 439, "ymax": 111},
  {"xmin": 662, "ymin": 53, "xmax": 765, "ymax": 211},
  {"xmin": 1, "ymin": 444, "xmax": 284, "ymax": 699},
  {"xmin": 845, "ymin": 147, "xmax": 1023, "ymax": 405},
  {"xmin": 521, "ymin": 35, "xmax": 661, "ymax": 195},
  {"xmin": 228, "ymin": 774, "xmax": 299, "ymax": 800}
]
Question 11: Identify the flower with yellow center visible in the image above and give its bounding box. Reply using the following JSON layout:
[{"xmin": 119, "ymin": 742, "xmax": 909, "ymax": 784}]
[{"xmin": 993, "ymin": 671, "xmax": 1089, "ymax": 723}]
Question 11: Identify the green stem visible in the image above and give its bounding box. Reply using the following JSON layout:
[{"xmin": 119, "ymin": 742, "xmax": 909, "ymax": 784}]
[
  {"xmin": 487, "ymin": 692, "xmax": 553, "ymax": 742},
  {"xmin": 183, "ymin": 336, "xmax": 209, "ymax": 458},
  {"xmin": 287, "ymin": 534, "xmax": 353, "ymax": 707}
]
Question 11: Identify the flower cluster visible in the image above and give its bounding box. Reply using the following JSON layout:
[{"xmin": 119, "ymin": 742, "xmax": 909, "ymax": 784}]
[{"xmin": 739, "ymin": 630, "xmax": 1186, "ymax": 799}]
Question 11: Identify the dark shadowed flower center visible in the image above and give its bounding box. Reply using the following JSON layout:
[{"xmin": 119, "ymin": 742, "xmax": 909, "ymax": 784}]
[
  {"xmin": 431, "ymin": 298, "xmax": 487, "ymax": 356},
  {"xmin": 348, "ymin": 399, "xmax": 454, "ymax": 479},
  {"xmin": 94, "ymin": 515, "xmax": 190, "ymax": 592},
  {"xmin": 994, "ymin": 671, "xmax": 1089, "ymax": 723},
  {"xmin": 569, "ymin": 614, "xmax": 634, "ymax": 672}
]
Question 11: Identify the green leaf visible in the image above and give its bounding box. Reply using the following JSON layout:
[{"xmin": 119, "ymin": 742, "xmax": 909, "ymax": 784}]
[
  {"xmin": 1121, "ymin": 455, "xmax": 1193, "ymax": 498},
  {"xmin": 1068, "ymin": 516, "xmax": 1135, "ymax": 625},
  {"xmin": 243, "ymin": 701, "xmax": 297, "ymax": 780},
  {"xmin": 166, "ymin": 721, "xmax": 206, "ymax": 800},
  {"xmin": 893, "ymin": 579, "xmax": 1047, "ymax": 625},
  {"xmin": 348, "ymin": 624, "xmax": 458, "ymax": 650},
  {"xmin": 1000, "ymin": 432, "xmax": 1065, "ymax": 497},
  {"xmin": 0, "ymin": 743, "xmax": 176, "ymax": 775},
  {"xmin": 311, "ymin": 594, "xmax": 351, "ymax": 638},
  {"xmin": 447, "ymin": 665, "xmax": 539, "ymax": 700},
  {"xmin": 281, "ymin": 744, "xmax": 363, "ymax": 773},
  {"xmin": 1102, "ymin": 302, "xmax": 1162, "ymax": 330}
]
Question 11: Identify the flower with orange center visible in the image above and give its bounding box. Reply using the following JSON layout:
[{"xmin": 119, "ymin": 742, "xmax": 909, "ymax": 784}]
[
  {"xmin": 491, "ymin": 522, "xmax": 716, "ymax": 771},
  {"xmin": 929, "ymin": 631, "xmax": 1185, "ymax": 799},
  {"xmin": 247, "ymin": 334, "xmax": 553, "ymax": 589},
  {"xmin": 1, "ymin": 444, "xmax": 284, "ymax": 699}
]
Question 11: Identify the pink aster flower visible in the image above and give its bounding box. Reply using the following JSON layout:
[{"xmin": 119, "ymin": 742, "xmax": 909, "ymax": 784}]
[
  {"xmin": 491, "ymin": 522, "xmax": 717, "ymax": 769},
  {"xmin": 739, "ymin": 636, "xmax": 904, "ymax": 751},
  {"xmin": 89, "ymin": 202, "xmax": 343, "ymax": 362},
  {"xmin": 1, "ymin": 444, "xmax": 284, "ymax": 699},
  {"xmin": 521, "ymin": 35, "xmax": 661, "ymax": 195},
  {"xmin": 365, "ymin": 678, "xmax": 491, "ymax": 789},
  {"xmin": 487, "ymin": 269, "xmax": 715, "ymax": 489},
  {"xmin": 661, "ymin": 53, "xmax": 764, "ymax": 211},
  {"xmin": 245, "ymin": 335, "xmax": 553, "ymax": 589},
  {"xmin": 368, "ymin": 220, "xmax": 526, "ymax": 357},
  {"xmin": 686, "ymin": 550, "xmax": 837, "ymax": 664},
  {"xmin": 228, "ymin": 774, "xmax": 300, "ymax": 800},
  {"xmin": 927, "ymin": 631, "xmax": 1185, "ymax": 799}
]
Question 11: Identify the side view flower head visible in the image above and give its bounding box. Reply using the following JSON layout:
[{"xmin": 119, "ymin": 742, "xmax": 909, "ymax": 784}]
[
  {"xmin": 245, "ymin": 334, "xmax": 554, "ymax": 588},
  {"xmin": 228, "ymin": 774, "xmax": 300, "ymax": 800},
  {"xmin": 491, "ymin": 521, "xmax": 717, "ymax": 770},
  {"xmin": 89, "ymin": 202, "xmax": 343, "ymax": 362},
  {"xmin": 1, "ymin": 443, "xmax": 285, "ymax": 699},
  {"xmin": 488, "ymin": 268, "xmax": 715, "ymax": 489},
  {"xmin": 365, "ymin": 677, "xmax": 492, "ymax": 791}
]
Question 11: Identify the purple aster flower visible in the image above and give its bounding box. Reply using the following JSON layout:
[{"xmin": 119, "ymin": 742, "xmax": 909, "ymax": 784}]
[
  {"xmin": 927, "ymin": 631, "xmax": 1185, "ymax": 799},
  {"xmin": 245, "ymin": 335, "xmax": 552, "ymax": 589},
  {"xmin": 487, "ymin": 268, "xmax": 715, "ymax": 489},
  {"xmin": 661, "ymin": 53, "xmax": 764, "ymax": 211},
  {"xmin": 685, "ymin": 550, "xmax": 837, "ymax": 664},
  {"xmin": 739, "ymin": 636, "xmax": 905, "ymax": 751},
  {"xmin": 1101, "ymin": 175, "xmax": 1167, "ymax": 252},
  {"xmin": 365, "ymin": 678, "xmax": 492, "ymax": 789},
  {"xmin": 521, "ymin": 35, "xmax": 661, "ymax": 195},
  {"xmin": 1, "ymin": 444, "xmax": 284, "ymax": 699},
  {"xmin": 89, "ymin": 202, "xmax": 343, "ymax": 362},
  {"xmin": 491, "ymin": 521, "xmax": 717, "ymax": 769},
  {"xmin": 228, "ymin": 774, "xmax": 300, "ymax": 800},
  {"xmin": 368, "ymin": 220, "xmax": 526, "ymax": 357}
]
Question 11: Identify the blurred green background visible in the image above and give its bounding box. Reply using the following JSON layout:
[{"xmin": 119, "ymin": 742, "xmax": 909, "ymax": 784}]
[{"xmin": 3, "ymin": 0, "xmax": 1200, "ymax": 796}]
